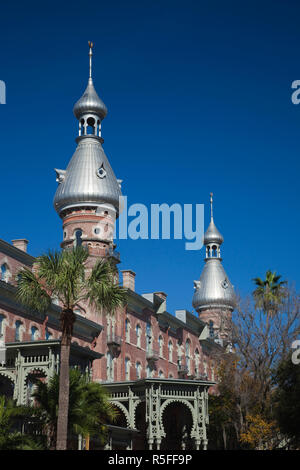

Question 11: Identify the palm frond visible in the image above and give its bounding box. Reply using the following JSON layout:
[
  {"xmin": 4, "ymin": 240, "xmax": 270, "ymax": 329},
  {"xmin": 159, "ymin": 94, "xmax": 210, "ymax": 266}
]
[
  {"xmin": 16, "ymin": 267, "xmax": 51, "ymax": 313},
  {"xmin": 86, "ymin": 259, "xmax": 127, "ymax": 315}
]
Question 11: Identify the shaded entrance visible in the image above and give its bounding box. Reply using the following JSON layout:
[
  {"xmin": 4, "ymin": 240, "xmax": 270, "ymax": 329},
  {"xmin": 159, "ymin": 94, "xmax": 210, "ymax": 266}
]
[
  {"xmin": 161, "ymin": 402, "xmax": 193, "ymax": 450},
  {"xmin": 0, "ymin": 374, "xmax": 14, "ymax": 399}
]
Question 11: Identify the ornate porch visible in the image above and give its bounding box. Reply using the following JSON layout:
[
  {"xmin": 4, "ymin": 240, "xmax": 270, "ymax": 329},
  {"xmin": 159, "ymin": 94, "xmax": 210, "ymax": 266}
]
[
  {"xmin": 0, "ymin": 339, "xmax": 102, "ymax": 405},
  {"xmin": 103, "ymin": 377, "xmax": 214, "ymax": 450}
]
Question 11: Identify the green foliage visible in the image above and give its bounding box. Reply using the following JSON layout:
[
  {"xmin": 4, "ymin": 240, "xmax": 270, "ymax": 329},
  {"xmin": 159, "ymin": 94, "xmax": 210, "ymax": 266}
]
[
  {"xmin": 252, "ymin": 270, "xmax": 287, "ymax": 315},
  {"xmin": 32, "ymin": 368, "xmax": 118, "ymax": 449},
  {"xmin": 17, "ymin": 246, "xmax": 127, "ymax": 315},
  {"xmin": 273, "ymin": 354, "xmax": 300, "ymax": 448},
  {"xmin": 0, "ymin": 395, "xmax": 44, "ymax": 450}
]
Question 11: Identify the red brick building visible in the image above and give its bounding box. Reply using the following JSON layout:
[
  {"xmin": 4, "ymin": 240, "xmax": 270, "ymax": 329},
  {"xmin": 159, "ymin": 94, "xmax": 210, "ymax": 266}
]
[{"xmin": 0, "ymin": 44, "xmax": 236, "ymax": 450}]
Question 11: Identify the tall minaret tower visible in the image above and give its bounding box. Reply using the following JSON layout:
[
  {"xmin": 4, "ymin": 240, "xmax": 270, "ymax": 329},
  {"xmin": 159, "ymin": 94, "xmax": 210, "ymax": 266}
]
[
  {"xmin": 192, "ymin": 193, "xmax": 235, "ymax": 343},
  {"xmin": 53, "ymin": 42, "xmax": 122, "ymax": 263}
]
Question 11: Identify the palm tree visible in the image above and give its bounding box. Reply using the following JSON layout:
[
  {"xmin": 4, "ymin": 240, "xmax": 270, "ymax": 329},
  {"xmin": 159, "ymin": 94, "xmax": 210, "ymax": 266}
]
[
  {"xmin": 32, "ymin": 368, "xmax": 118, "ymax": 449},
  {"xmin": 0, "ymin": 395, "xmax": 43, "ymax": 450},
  {"xmin": 252, "ymin": 270, "xmax": 287, "ymax": 317},
  {"xmin": 17, "ymin": 246, "xmax": 127, "ymax": 450}
]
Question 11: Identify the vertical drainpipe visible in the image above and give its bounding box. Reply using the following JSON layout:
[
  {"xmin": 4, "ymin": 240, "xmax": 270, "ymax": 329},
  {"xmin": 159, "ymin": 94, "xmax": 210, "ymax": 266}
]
[
  {"xmin": 123, "ymin": 305, "xmax": 127, "ymax": 380},
  {"xmin": 166, "ymin": 326, "xmax": 170, "ymax": 378}
]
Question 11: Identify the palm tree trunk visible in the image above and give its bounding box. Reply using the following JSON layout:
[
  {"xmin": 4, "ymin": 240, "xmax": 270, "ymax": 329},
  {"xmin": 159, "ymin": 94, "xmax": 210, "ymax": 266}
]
[{"xmin": 56, "ymin": 309, "xmax": 76, "ymax": 450}]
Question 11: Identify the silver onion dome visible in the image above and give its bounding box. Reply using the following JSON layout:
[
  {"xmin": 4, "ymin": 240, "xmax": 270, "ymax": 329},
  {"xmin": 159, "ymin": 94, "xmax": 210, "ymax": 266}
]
[
  {"xmin": 53, "ymin": 42, "xmax": 121, "ymax": 215},
  {"xmin": 73, "ymin": 78, "xmax": 107, "ymax": 121},
  {"xmin": 73, "ymin": 42, "xmax": 107, "ymax": 120},
  {"xmin": 53, "ymin": 137, "xmax": 121, "ymax": 214},
  {"xmin": 192, "ymin": 259, "xmax": 236, "ymax": 311},
  {"xmin": 203, "ymin": 219, "xmax": 224, "ymax": 245},
  {"xmin": 193, "ymin": 193, "xmax": 235, "ymax": 312}
]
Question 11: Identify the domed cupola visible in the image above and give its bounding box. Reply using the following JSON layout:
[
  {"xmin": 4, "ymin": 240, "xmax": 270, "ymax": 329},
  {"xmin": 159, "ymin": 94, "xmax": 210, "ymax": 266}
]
[
  {"xmin": 192, "ymin": 193, "xmax": 236, "ymax": 313},
  {"xmin": 73, "ymin": 78, "xmax": 108, "ymax": 122},
  {"xmin": 53, "ymin": 42, "xmax": 122, "ymax": 217}
]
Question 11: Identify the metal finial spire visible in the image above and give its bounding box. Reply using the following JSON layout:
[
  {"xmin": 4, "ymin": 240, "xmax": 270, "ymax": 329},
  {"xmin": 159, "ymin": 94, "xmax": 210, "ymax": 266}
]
[
  {"xmin": 210, "ymin": 192, "xmax": 213, "ymax": 220},
  {"xmin": 88, "ymin": 41, "xmax": 94, "ymax": 79}
]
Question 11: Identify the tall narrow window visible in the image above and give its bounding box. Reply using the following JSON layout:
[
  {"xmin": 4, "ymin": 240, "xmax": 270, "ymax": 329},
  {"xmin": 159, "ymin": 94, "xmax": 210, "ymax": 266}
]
[
  {"xmin": 107, "ymin": 352, "xmax": 113, "ymax": 382},
  {"xmin": 136, "ymin": 362, "xmax": 141, "ymax": 379},
  {"xmin": 136, "ymin": 324, "xmax": 141, "ymax": 348},
  {"xmin": 31, "ymin": 326, "xmax": 38, "ymax": 341},
  {"xmin": 1, "ymin": 264, "xmax": 9, "ymax": 282},
  {"xmin": 74, "ymin": 229, "xmax": 83, "ymax": 247},
  {"xmin": 125, "ymin": 357, "xmax": 130, "ymax": 380},
  {"xmin": 186, "ymin": 339, "xmax": 191, "ymax": 372},
  {"xmin": 146, "ymin": 322, "xmax": 151, "ymax": 352},
  {"xmin": 15, "ymin": 321, "xmax": 22, "ymax": 342},
  {"xmin": 209, "ymin": 320, "xmax": 214, "ymax": 339},
  {"xmin": 158, "ymin": 336, "xmax": 163, "ymax": 357}
]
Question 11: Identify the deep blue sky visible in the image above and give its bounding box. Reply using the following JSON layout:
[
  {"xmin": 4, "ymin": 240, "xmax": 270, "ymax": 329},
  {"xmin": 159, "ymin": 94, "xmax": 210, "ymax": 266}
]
[{"xmin": 0, "ymin": 0, "xmax": 299, "ymax": 315}]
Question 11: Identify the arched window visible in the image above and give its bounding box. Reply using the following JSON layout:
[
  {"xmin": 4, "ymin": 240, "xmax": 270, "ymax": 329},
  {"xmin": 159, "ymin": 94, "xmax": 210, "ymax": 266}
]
[
  {"xmin": 136, "ymin": 324, "xmax": 141, "ymax": 348},
  {"xmin": 31, "ymin": 326, "xmax": 38, "ymax": 341},
  {"xmin": 146, "ymin": 322, "xmax": 152, "ymax": 352},
  {"xmin": 107, "ymin": 352, "xmax": 113, "ymax": 382},
  {"xmin": 185, "ymin": 339, "xmax": 191, "ymax": 371},
  {"xmin": 136, "ymin": 362, "xmax": 141, "ymax": 379},
  {"xmin": 209, "ymin": 320, "xmax": 214, "ymax": 338},
  {"xmin": 158, "ymin": 335, "xmax": 163, "ymax": 357},
  {"xmin": 168, "ymin": 340, "xmax": 173, "ymax": 362},
  {"xmin": 146, "ymin": 365, "xmax": 151, "ymax": 378},
  {"xmin": 1, "ymin": 264, "xmax": 10, "ymax": 282},
  {"xmin": 15, "ymin": 320, "xmax": 22, "ymax": 342},
  {"xmin": 125, "ymin": 357, "xmax": 130, "ymax": 380},
  {"xmin": 158, "ymin": 370, "xmax": 164, "ymax": 378},
  {"xmin": 146, "ymin": 322, "xmax": 151, "ymax": 337},
  {"xmin": 74, "ymin": 229, "xmax": 83, "ymax": 247}
]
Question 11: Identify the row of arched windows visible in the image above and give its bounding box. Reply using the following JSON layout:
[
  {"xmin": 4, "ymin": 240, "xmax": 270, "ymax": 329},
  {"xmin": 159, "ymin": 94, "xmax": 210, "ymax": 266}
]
[
  {"xmin": 124, "ymin": 357, "xmax": 172, "ymax": 381},
  {"xmin": 0, "ymin": 315, "xmax": 53, "ymax": 342}
]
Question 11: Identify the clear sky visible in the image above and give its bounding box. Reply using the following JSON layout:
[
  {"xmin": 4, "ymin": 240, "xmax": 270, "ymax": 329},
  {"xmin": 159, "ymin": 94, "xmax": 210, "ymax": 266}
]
[{"xmin": 0, "ymin": 0, "xmax": 299, "ymax": 315}]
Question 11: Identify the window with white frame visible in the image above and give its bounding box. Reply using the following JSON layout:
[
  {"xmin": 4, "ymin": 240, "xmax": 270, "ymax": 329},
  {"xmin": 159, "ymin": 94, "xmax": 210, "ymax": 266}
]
[
  {"xmin": 106, "ymin": 351, "xmax": 114, "ymax": 381},
  {"xmin": 15, "ymin": 320, "xmax": 22, "ymax": 342},
  {"xmin": 158, "ymin": 335, "xmax": 163, "ymax": 357},
  {"xmin": 185, "ymin": 339, "xmax": 191, "ymax": 372},
  {"xmin": 31, "ymin": 326, "xmax": 39, "ymax": 341},
  {"xmin": 136, "ymin": 361, "xmax": 142, "ymax": 379},
  {"xmin": 136, "ymin": 324, "xmax": 141, "ymax": 348},
  {"xmin": 1, "ymin": 264, "xmax": 10, "ymax": 283},
  {"xmin": 125, "ymin": 357, "xmax": 130, "ymax": 380}
]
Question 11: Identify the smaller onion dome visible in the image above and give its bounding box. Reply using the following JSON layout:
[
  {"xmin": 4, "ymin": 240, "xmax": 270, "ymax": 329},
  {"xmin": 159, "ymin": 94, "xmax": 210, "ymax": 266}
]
[
  {"xmin": 203, "ymin": 219, "xmax": 224, "ymax": 245},
  {"xmin": 73, "ymin": 41, "xmax": 107, "ymax": 121},
  {"xmin": 73, "ymin": 78, "xmax": 107, "ymax": 121}
]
